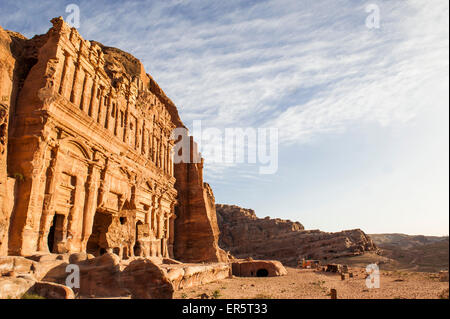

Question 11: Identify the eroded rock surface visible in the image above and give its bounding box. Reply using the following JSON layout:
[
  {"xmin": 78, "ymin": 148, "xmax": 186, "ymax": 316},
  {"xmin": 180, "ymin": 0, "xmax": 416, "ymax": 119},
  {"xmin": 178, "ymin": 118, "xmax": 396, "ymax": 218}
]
[
  {"xmin": 27, "ymin": 281, "xmax": 75, "ymax": 299},
  {"xmin": 0, "ymin": 17, "xmax": 225, "ymax": 269},
  {"xmin": 163, "ymin": 262, "xmax": 231, "ymax": 290},
  {"xmin": 0, "ymin": 277, "xmax": 35, "ymax": 299},
  {"xmin": 38, "ymin": 252, "xmax": 229, "ymax": 298},
  {"xmin": 216, "ymin": 204, "xmax": 377, "ymax": 266},
  {"xmin": 174, "ymin": 137, "xmax": 228, "ymax": 263},
  {"xmin": 232, "ymin": 259, "xmax": 287, "ymax": 277}
]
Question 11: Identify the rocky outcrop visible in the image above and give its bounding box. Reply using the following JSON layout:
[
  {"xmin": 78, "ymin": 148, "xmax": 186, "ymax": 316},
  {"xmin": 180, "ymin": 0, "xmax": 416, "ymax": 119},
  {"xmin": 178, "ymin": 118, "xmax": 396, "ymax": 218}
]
[
  {"xmin": 216, "ymin": 204, "xmax": 377, "ymax": 266},
  {"xmin": 26, "ymin": 281, "xmax": 75, "ymax": 299},
  {"xmin": 119, "ymin": 258, "xmax": 175, "ymax": 298},
  {"xmin": 0, "ymin": 26, "xmax": 19, "ymax": 256},
  {"xmin": 1, "ymin": 252, "xmax": 230, "ymax": 298},
  {"xmin": 173, "ymin": 136, "xmax": 228, "ymax": 263},
  {"xmin": 41, "ymin": 253, "xmax": 174, "ymax": 298},
  {"xmin": 0, "ymin": 277, "xmax": 35, "ymax": 299},
  {"xmin": 231, "ymin": 259, "xmax": 287, "ymax": 277},
  {"xmin": 0, "ymin": 17, "xmax": 225, "ymax": 270},
  {"xmin": 0, "ymin": 255, "xmax": 75, "ymax": 299},
  {"xmin": 162, "ymin": 262, "xmax": 231, "ymax": 290}
]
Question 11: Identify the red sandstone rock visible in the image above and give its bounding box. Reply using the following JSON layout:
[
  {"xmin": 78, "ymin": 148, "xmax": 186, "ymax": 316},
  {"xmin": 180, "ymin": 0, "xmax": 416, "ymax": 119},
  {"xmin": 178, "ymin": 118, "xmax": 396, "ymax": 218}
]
[
  {"xmin": 0, "ymin": 17, "xmax": 225, "ymax": 271},
  {"xmin": 0, "ymin": 26, "xmax": 20, "ymax": 256},
  {"xmin": 216, "ymin": 204, "xmax": 377, "ymax": 266},
  {"xmin": 0, "ymin": 277, "xmax": 35, "ymax": 299},
  {"xmin": 231, "ymin": 259, "xmax": 287, "ymax": 277},
  {"xmin": 121, "ymin": 258, "xmax": 174, "ymax": 299},
  {"xmin": 0, "ymin": 256, "xmax": 35, "ymax": 276},
  {"xmin": 163, "ymin": 262, "xmax": 231, "ymax": 290},
  {"xmin": 27, "ymin": 281, "xmax": 75, "ymax": 299},
  {"xmin": 174, "ymin": 136, "xmax": 228, "ymax": 263},
  {"xmin": 39, "ymin": 252, "xmax": 229, "ymax": 298}
]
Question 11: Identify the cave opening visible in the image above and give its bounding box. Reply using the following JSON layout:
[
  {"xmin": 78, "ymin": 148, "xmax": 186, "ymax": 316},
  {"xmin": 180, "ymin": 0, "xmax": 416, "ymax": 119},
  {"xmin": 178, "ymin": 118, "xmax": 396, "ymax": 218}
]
[
  {"xmin": 86, "ymin": 211, "xmax": 112, "ymax": 256},
  {"xmin": 47, "ymin": 214, "xmax": 65, "ymax": 253},
  {"xmin": 134, "ymin": 220, "xmax": 143, "ymax": 257},
  {"xmin": 256, "ymin": 268, "xmax": 269, "ymax": 277}
]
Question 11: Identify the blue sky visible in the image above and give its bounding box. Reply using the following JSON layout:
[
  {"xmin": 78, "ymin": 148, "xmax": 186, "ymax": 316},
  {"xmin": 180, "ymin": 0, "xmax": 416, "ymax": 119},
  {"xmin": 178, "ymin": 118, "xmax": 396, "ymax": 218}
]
[{"xmin": 1, "ymin": 0, "xmax": 448, "ymax": 235}]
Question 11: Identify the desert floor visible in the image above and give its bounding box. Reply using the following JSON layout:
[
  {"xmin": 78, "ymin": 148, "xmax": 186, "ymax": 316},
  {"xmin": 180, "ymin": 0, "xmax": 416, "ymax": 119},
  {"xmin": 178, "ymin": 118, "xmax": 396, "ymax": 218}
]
[{"xmin": 173, "ymin": 267, "xmax": 449, "ymax": 299}]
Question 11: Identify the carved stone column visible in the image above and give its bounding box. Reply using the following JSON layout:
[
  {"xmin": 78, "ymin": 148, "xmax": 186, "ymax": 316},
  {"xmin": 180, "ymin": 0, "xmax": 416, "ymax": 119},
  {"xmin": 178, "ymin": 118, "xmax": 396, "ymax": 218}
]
[
  {"xmin": 168, "ymin": 212, "xmax": 176, "ymax": 258},
  {"xmin": 150, "ymin": 196, "xmax": 156, "ymax": 235},
  {"xmin": 123, "ymin": 98, "xmax": 130, "ymax": 143},
  {"xmin": 97, "ymin": 87, "xmax": 104, "ymax": 123},
  {"xmin": 67, "ymin": 169, "xmax": 87, "ymax": 252},
  {"xmin": 156, "ymin": 209, "xmax": 162, "ymax": 239},
  {"xmin": 79, "ymin": 71, "xmax": 88, "ymax": 110},
  {"xmin": 70, "ymin": 59, "xmax": 82, "ymax": 104},
  {"xmin": 58, "ymin": 52, "xmax": 73, "ymax": 98},
  {"xmin": 80, "ymin": 156, "xmax": 103, "ymax": 251},
  {"xmin": 37, "ymin": 144, "xmax": 62, "ymax": 252},
  {"xmin": 88, "ymin": 77, "xmax": 98, "ymax": 117}
]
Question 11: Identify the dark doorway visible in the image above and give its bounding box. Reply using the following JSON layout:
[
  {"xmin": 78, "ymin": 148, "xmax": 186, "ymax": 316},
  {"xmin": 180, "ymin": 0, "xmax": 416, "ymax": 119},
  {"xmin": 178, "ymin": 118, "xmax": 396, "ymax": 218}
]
[
  {"xmin": 47, "ymin": 214, "xmax": 65, "ymax": 253},
  {"xmin": 86, "ymin": 211, "xmax": 112, "ymax": 256},
  {"xmin": 134, "ymin": 221, "xmax": 143, "ymax": 257},
  {"xmin": 47, "ymin": 215, "xmax": 57, "ymax": 252},
  {"xmin": 256, "ymin": 268, "xmax": 269, "ymax": 277}
]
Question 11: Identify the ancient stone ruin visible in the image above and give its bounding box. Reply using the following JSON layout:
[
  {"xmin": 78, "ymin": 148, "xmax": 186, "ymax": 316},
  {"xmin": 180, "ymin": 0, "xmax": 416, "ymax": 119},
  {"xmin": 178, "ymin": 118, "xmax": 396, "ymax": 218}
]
[
  {"xmin": 0, "ymin": 17, "xmax": 229, "ymax": 261},
  {"xmin": 0, "ymin": 18, "xmax": 236, "ymax": 298},
  {"xmin": 216, "ymin": 204, "xmax": 377, "ymax": 266},
  {"xmin": 1, "ymin": 17, "xmax": 379, "ymax": 299}
]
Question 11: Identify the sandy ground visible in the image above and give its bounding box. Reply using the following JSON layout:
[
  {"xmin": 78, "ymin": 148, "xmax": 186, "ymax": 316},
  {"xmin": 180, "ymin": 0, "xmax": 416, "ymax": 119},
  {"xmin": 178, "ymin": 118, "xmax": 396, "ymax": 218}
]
[{"xmin": 173, "ymin": 267, "xmax": 449, "ymax": 299}]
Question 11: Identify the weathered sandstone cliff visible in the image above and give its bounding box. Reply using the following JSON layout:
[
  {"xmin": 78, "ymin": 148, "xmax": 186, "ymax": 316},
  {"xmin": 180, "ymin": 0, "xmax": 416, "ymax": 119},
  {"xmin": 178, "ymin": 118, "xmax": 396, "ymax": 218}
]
[
  {"xmin": 0, "ymin": 26, "xmax": 27, "ymax": 255},
  {"xmin": 216, "ymin": 204, "xmax": 377, "ymax": 266},
  {"xmin": 0, "ymin": 17, "xmax": 225, "ymax": 265},
  {"xmin": 174, "ymin": 136, "xmax": 228, "ymax": 263}
]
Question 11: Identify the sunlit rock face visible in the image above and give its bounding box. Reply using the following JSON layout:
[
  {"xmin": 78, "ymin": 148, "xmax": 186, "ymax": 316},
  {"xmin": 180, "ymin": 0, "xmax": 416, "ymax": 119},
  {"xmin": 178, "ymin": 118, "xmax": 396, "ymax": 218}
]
[
  {"xmin": 216, "ymin": 204, "xmax": 377, "ymax": 266},
  {"xmin": 0, "ymin": 17, "xmax": 225, "ymax": 264}
]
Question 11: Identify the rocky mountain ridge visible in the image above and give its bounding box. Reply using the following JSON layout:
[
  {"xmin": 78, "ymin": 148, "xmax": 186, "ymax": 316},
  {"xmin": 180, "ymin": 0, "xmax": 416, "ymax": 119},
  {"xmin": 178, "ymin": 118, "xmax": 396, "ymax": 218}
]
[
  {"xmin": 216, "ymin": 204, "xmax": 377, "ymax": 266},
  {"xmin": 369, "ymin": 233, "xmax": 449, "ymax": 272}
]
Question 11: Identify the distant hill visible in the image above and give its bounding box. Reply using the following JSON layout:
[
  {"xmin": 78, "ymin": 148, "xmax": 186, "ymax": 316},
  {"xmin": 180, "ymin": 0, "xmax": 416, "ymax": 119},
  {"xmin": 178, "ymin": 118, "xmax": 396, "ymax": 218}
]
[
  {"xmin": 216, "ymin": 204, "xmax": 377, "ymax": 266},
  {"xmin": 369, "ymin": 233, "xmax": 449, "ymax": 272}
]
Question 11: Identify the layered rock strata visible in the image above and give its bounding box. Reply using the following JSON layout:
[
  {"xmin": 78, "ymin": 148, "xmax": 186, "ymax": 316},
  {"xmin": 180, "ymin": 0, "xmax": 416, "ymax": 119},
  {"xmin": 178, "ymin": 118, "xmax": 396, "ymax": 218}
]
[
  {"xmin": 0, "ymin": 17, "xmax": 225, "ymax": 265},
  {"xmin": 216, "ymin": 204, "xmax": 377, "ymax": 266}
]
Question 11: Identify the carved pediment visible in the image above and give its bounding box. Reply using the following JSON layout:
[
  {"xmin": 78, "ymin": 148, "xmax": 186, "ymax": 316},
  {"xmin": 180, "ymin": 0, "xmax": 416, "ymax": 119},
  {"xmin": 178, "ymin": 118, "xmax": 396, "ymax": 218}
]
[{"xmin": 63, "ymin": 139, "xmax": 91, "ymax": 159}]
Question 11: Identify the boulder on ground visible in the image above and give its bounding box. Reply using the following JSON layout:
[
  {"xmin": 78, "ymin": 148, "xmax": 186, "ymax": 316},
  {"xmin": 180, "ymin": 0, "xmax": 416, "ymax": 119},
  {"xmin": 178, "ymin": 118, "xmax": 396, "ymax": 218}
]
[
  {"xmin": 121, "ymin": 259, "xmax": 174, "ymax": 299},
  {"xmin": 0, "ymin": 277, "xmax": 35, "ymax": 299},
  {"xmin": 0, "ymin": 256, "xmax": 35, "ymax": 276},
  {"xmin": 68, "ymin": 252, "xmax": 94, "ymax": 264},
  {"xmin": 42, "ymin": 253, "xmax": 174, "ymax": 298},
  {"xmin": 26, "ymin": 281, "xmax": 75, "ymax": 299}
]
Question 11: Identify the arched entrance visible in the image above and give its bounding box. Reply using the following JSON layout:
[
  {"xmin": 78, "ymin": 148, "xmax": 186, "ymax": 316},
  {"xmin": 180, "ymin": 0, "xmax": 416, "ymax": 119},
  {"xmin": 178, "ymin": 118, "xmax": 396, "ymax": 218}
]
[
  {"xmin": 256, "ymin": 268, "xmax": 269, "ymax": 277},
  {"xmin": 47, "ymin": 214, "xmax": 65, "ymax": 253}
]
